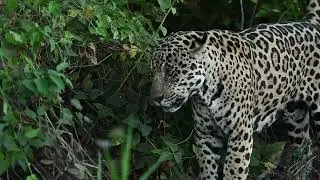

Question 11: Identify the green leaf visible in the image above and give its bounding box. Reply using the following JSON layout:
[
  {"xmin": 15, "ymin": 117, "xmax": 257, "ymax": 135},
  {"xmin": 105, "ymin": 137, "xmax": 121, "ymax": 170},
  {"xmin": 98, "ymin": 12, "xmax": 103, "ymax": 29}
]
[
  {"xmin": 250, "ymin": 152, "xmax": 260, "ymax": 167},
  {"xmin": 250, "ymin": 0, "xmax": 258, "ymax": 4},
  {"xmin": 0, "ymin": 159, "xmax": 10, "ymax": 175},
  {"xmin": 83, "ymin": 116, "xmax": 91, "ymax": 123},
  {"xmin": 24, "ymin": 109, "xmax": 37, "ymax": 119},
  {"xmin": 6, "ymin": 0, "xmax": 18, "ymax": 12},
  {"xmin": 3, "ymin": 101, "xmax": 8, "ymax": 114},
  {"xmin": 157, "ymin": 0, "xmax": 171, "ymax": 10},
  {"xmin": 82, "ymin": 76, "xmax": 93, "ymax": 89},
  {"xmin": 13, "ymin": 151, "xmax": 28, "ymax": 170},
  {"xmin": 60, "ymin": 108, "xmax": 73, "ymax": 125},
  {"xmin": 71, "ymin": 99, "xmax": 83, "ymax": 110},
  {"xmin": 125, "ymin": 115, "xmax": 141, "ymax": 129},
  {"xmin": 34, "ymin": 78, "xmax": 49, "ymax": 94},
  {"xmin": 111, "ymin": 26, "xmax": 119, "ymax": 39},
  {"xmin": 22, "ymin": 80, "xmax": 37, "ymax": 93},
  {"xmin": 75, "ymin": 112, "xmax": 83, "ymax": 121},
  {"xmin": 5, "ymin": 31, "xmax": 24, "ymax": 45},
  {"xmin": 24, "ymin": 127, "xmax": 40, "ymax": 139},
  {"xmin": 171, "ymin": 7, "xmax": 176, "ymax": 14},
  {"xmin": 139, "ymin": 151, "xmax": 173, "ymax": 180},
  {"xmin": 2, "ymin": 135, "xmax": 19, "ymax": 151},
  {"xmin": 135, "ymin": 143, "xmax": 153, "ymax": 153},
  {"xmin": 37, "ymin": 106, "xmax": 46, "ymax": 116},
  {"xmin": 0, "ymin": 124, "xmax": 5, "ymax": 134},
  {"xmin": 56, "ymin": 62, "xmax": 69, "ymax": 72},
  {"xmin": 64, "ymin": 78, "xmax": 73, "ymax": 88},
  {"xmin": 3, "ymin": 110, "xmax": 16, "ymax": 123},
  {"xmin": 19, "ymin": 19, "xmax": 36, "ymax": 32},
  {"xmin": 48, "ymin": 1, "xmax": 60, "ymax": 15},
  {"xmin": 48, "ymin": 70, "xmax": 65, "ymax": 91},
  {"xmin": 140, "ymin": 124, "xmax": 152, "ymax": 137},
  {"xmin": 108, "ymin": 127, "xmax": 126, "ymax": 140},
  {"xmin": 159, "ymin": 26, "xmax": 167, "ymax": 36},
  {"xmin": 26, "ymin": 174, "xmax": 38, "ymax": 180},
  {"xmin": 162, "ymin": 136, "xmax": 178, "ymax": 152}
]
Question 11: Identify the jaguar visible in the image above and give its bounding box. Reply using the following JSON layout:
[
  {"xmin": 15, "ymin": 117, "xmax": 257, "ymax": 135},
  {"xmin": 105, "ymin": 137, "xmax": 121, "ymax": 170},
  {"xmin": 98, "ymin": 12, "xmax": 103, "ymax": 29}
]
[{"xmin": 150, "ymin": 0, "xmax": 320, "ymax": 179}]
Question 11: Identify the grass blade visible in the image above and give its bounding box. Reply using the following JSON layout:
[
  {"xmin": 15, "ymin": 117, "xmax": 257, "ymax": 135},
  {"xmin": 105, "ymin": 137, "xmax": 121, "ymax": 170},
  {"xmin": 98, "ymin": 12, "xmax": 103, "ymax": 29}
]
[
  {"xmin": 121, "ymin": 127, "xmax": 133, "ymax": 180},
  {"xmin": 105, "ymin": 151, "xmax": 120, "ymax": 180}
]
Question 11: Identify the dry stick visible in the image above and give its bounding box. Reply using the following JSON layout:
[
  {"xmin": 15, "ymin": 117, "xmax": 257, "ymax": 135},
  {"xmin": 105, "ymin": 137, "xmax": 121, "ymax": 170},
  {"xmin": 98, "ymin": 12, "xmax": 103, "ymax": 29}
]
[
  {"xmin": 114, "ymin": 0, "xmax": 177, "ymax": 94},
  {"xmin": 293, "ymin": 155, "xmax": 317, "ymax": 176}
]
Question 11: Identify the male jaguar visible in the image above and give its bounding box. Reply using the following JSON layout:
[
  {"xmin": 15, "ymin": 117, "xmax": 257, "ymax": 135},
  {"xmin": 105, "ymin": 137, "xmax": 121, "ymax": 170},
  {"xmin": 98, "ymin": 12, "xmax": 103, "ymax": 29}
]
[{"xmin": 150, "ymin": 0, "xmax": 320, "ymax": 179}]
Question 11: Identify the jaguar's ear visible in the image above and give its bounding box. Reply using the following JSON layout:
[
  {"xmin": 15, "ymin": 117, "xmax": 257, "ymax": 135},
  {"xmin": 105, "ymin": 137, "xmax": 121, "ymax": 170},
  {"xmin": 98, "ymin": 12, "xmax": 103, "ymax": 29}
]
[{"xmin": 189, "ymin": 32, "xmax": 208, "ymax": 52}]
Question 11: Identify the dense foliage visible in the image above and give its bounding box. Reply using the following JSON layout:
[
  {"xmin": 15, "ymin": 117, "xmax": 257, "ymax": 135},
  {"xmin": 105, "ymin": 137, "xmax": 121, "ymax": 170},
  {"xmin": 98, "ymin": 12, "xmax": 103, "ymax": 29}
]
[{"xmin": 0, "ymin": 0, "xmax": 311, "ymax": 179}]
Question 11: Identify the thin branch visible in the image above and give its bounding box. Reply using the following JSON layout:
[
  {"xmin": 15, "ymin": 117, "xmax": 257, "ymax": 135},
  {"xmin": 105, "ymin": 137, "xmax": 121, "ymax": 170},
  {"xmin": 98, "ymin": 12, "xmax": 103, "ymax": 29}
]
[
  {"xmin": 146, "ymin": 137, "xmax": 158, "ymax": 149},
  {"xmin": 175, "ymin": 128, "xmax": 195, "ymax": 145},
  {"xmin": 240, "ymin": 0, "xmax": 245, "ymax": 30},
  {"xmin": 249, "ymin": 0, "xmax": 259, "ymax": 27},
  {"xmin": 71, "ymin": 54, "xmax": 112, "ymax": 68}
]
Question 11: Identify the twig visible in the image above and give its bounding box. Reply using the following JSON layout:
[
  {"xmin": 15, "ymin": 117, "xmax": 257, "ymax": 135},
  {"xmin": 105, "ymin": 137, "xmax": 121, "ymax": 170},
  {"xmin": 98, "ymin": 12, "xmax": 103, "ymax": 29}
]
[
  {"xmin": 240, "ymin": 0, "xmax": 245, "ymax": 30},
  {"xmin": 175, "ymin": 128, "xmax": 195, "ymax": 145},
  {"xmin": 71, "ymin": 54, "xmax": 112, "ymax": 68},
  {"xmin": 114, "ymin": 0, "xmax": 177, "ymax": 94},
  {"xmin": 146, "ymin": 136, "xmax": 158, "ymax": 149},
  {"xmin": 249, "ymin": 0, "xmax": 259, "ymax": 27},
  {"xmin": 82, "ymin": 162, "xmax": 98, "ymax": 169},
  {"xmin": 292, "ymin": 155, "xmax": 317, "ymax": 176}
]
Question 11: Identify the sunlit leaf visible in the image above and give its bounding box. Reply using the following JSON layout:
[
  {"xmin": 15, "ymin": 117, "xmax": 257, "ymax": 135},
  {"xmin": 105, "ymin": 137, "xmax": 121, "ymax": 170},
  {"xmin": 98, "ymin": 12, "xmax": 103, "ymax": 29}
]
[
  {"xmin": 157, "ymin": 0, "xmax": 171, "ymax": 10},
  {"xmin": 5, "ymin": 31, "xmax": 24, "ymax": 45},
  {"xmin": 3, "ymin": 101, "xmax": 8, "ymax": 114},
  {"xmin": 159, "ymin": 26, "xmax": 167, "ymax": 36},
  {"xmin": 48, "ymin": 1, "xmax": 60, "ymax": 15},
  {"xmin": 56, "ymin": 62, "xmax": 69, "ymax": 72},
  {"xmin": 129, "ymin": 45, "xmax": 140, "ymax": 58},
  {"xmin": 71, "ymin": 99, "xmax": 83, "ymax": 110},
  {"xmin": 171, "ymin": 7, "xmax": 176, "ymax": 14},
  {"xmin": 26, "ymin": 174, "xmax": 38, "ymax": 180}
]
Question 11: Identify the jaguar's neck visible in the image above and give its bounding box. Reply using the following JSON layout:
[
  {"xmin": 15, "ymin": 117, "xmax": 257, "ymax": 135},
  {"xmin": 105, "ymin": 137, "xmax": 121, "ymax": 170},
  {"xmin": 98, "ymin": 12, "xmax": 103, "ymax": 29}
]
[{"xmin": 195, "ymin": 31, "xmax": 253, "ymax": 108}]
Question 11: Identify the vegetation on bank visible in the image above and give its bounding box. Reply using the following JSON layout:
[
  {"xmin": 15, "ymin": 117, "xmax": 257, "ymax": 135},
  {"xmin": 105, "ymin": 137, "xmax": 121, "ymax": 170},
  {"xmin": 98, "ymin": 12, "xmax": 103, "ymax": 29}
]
[{"xmin": 0, "ymin": 0, "xmax": 310, "ymax": 179}]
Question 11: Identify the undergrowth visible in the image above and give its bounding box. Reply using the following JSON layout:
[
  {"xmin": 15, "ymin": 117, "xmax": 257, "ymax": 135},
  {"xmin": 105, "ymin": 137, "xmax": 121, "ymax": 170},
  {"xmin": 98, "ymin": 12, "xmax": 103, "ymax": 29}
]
[{"xmin": 0, "ymin": 0, "xmax": 312, "ymax": 179}]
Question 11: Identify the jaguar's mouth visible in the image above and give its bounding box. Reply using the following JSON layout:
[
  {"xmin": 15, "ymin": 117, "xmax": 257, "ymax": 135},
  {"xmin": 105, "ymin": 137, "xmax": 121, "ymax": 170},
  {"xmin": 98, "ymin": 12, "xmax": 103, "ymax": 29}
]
[{"xmin": 161, "ymin": 96, "xmax": 186, "ymax": 112}]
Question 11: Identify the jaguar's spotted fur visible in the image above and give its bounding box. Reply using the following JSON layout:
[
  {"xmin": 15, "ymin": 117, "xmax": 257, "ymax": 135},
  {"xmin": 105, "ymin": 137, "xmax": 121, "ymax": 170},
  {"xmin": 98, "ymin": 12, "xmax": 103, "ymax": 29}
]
[{"xmin": 150, "ymin": 0, "xmax": 320, "ymax": 179}]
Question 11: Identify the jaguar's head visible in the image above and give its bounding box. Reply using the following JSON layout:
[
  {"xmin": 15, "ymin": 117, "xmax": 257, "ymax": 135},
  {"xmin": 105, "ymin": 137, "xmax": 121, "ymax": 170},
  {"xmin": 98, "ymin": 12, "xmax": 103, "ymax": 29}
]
[{"xmin": 150, "ymin": 31, "xmax": 209, "ymax": 112}]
